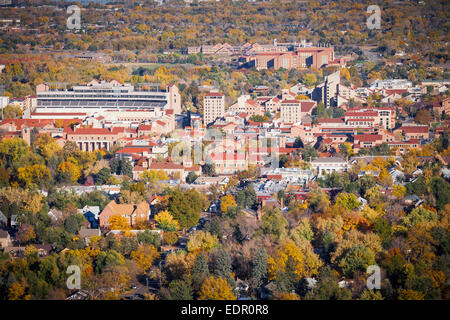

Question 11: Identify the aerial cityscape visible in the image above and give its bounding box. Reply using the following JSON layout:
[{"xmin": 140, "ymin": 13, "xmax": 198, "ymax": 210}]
[{"xmin": 0, "ymin": 0, "xmax": 449, "ymax": 303}]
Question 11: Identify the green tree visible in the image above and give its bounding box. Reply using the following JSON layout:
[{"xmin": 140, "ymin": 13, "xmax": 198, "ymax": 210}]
[
  {"xmin": 305, "ymin": 266, "xmax": 352, "ymax": 300},
  {"xmin": 235, "ymin": 185, "xmax": 257, "ymax": 209},
  {"xmin": 168, "ymin": 188, "xmax": 204, "ymax": 229},
  {"xmin": 186, "ymin": 171, "xmax": 198, "ymax": 184},
  {"xmin": 119, "ymin": 159, "xmax": 133, "ymax": 178},
  {"xmin": 168, "ymin": 278, "xmax": 193, "ymax": 300},
  {"xmin": 339, "ymin": 245, "xmax": 376, "ymax": 277},
  {"xmin": 192, "ymin": 252, "xmax": 210, "ymax": 290},
  {"xmin": 258, "ymin": 209, "xmax": 288, "ymax": 239},
  {"xmin": 95, "ymin": 167, "xmax": 111, "ymax": 185},
  {"xmin": 251, "ymin": 248, "xmax": 268, "ymax": 289},
  {"xmin": 212, "ymin": 249, "xmax": 234, "ymax": 288}
]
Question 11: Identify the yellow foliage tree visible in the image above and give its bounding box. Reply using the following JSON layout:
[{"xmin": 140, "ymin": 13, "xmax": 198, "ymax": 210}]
[
  {"xmin": 34, "ymin": 133, "xmax": 61, "ymax": 161},
  {"xmin": 393, "ymin": 185, "xmax": 406, "ymax": 199},
  {"xmin": 268, "ymin": 241, "xmax": 304, "ymax": 280},
  {"xmin": 198, "ymin": 276, "xmax": 236, "ymax": 300},
  {"xmin": 130, "ymin": 245, "xmax": 160, "ymax": 272},
  {"xmin": 17, "ymin": 164, "xmax": 51, "ymax": 188},
  {"xmin": 8, "ymin": 282, "xmax": 30, "ymax": 300},
  {"xmin": 186, "ymin": 231, "xmax": 219, "ymax": 253},
  {"xmin": 154, "ymin": 210, "xmax": 179, "ymax": 232},
  {"xmin": 220, "ymin": 194, "xmax": 237, "ymax": 214},
  {"xmin": 108, "ymin": 215, "xmax": 130, "ymax": 231},
  {"xmin": 57, "ymin": 161, "xmax": 81, "ymax": 183}
]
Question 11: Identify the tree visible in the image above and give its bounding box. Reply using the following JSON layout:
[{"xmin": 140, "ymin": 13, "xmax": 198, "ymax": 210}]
[
  {"xmin": 220, "ymin": 194, "xmax": 237, "ymax": 214},
  {"xmin": 17, "ymin": 164, "xmax": 51, "ymax": 188},
  {"xmin": 192, "ymin": 252, "xmax": 210, "ymax": 290},
  {"xmin": 187, "ymin": 231, "xmax": 219, "ymax": 253},
  {"xmin": 95, "ymin": 167, "xmax": 111, "ymax": 185},
  {"xmin": 293, "ymin": 137, "xmax": 304, "ymax": 149},
  {"xmin": 17, "ymin": 224, "xmax": 36, "ymax": 244},
  {"xmin": 212, "ymin": 249, "xmax": 234, "ymax": 287},
  {"xmin": 305, "ymin": 266, "xmax": 352, "ymax": 300},
  {"xmin": 137, "ymin": 230, "xmax": 161, "ymax": 247},
  {"xmin": 301, "ymin": 145, "xmax": 318, "ymax": 162},
  {"xmin": 235, "ymin": 185, "xmax": 257, "ymax": 209},
  {"xmin": 415, "ymin": 109, "xmax": 432, "ymax": 125},
  {"xmin": 33, "ymin": 133, "xmax": 61, "ymax": 162},
  {"xmin": 360, "ymin": 289, "xmax": 384, "ymax": 300},
  {"xmin": 94, "ymin": 250, "xmax": 125, "ymax": 274},
  {"xmin": 168, "ymin": 279, "xmax": 193, "ymax": 300},
  {"xmin": 279, "ymin": 154, "xmax": 289, "ymax": 168},
  {"xmin": 155, "ymin": 210, "xmax": 179, "ymax": 232},
  {"xmin": 130, "ymin": 245, "xmax": 160, "ymax": 272},
  {"xmin": 307, "ymin": 188, "xmax": 331, "ymax": 213},
  {"xmin": 251, "ymin": 248, "xmax": 268, "ymax": 289},
  {"xmin": 0, "ymin": 137, "xmax": 31, "ymax": 168},
  {"xmin": 336, "ymin": 192, "xmax": 361, "ymax": 210},
  {"xmin": 302, "ymin": 73, "xmax": 317, "ymax": 87},
  {"xmin": 198, "ymin": 276, "xmax": 236, "ymax": 300},
  {"xmin": 398, "ymin": 289, "xmax": 425, "ymax": 300},
  {"xmin": 338, "ymin": 143, "xmax": 354, "ymax": 160},
  {"xmin": 402, "ymin": 206, "xmax": 439, "ymax": 227},
  {"xmin": 168, "ymin": 188, "xmax": 204, "ymax": 229},
  {"xmin": 259, "ymin": 208, "xmax": 288, "ymax": 239},
  {"xmin": 8, "ymin": 282, "xmax": 29, "ymax": 300},
  {"xmin": 268, "ymin": 241, "xmax": 304, "ymax": 282},
  {"xmin": 57, "ymin": 161, "xmax": 81, "ymax": 183},
  {"xmin": 141, "ymin": 170, "xmax": 168, "ymax": 187},
  {"xmin": 119, "ymin": 159, "xmax": 133, "ymax": 178},
  {"xmin": 108, "ymin": 215, "xmax": 130, "ymax": 231},
  {"xmin": 339, "ymin": 245, "xmax": 376, "ymax": 277},
  {"xmin": 186, "ymin": 171, "xmax": 198, "ymax": 184},
  {"xmin": 110, "ymin": 158, "xmax": 120, "ymax": 175},
  {"xmin": 202, "ymin": 163, "xmax": 216, "ymax": 177},
  {"xmin": 64, "ymin": 214, "xmax": 85, "ymax": 234},
  {"xmin": 430, "ymin": 177, "xmax": 450, "ymax": 211}
]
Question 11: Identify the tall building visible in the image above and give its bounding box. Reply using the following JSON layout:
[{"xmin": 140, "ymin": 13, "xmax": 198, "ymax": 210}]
[
  {"xmin": 203, "ymin": 92, "xmax": 225, "ymax": 126},
  {"xmin": 324, "ymin": 71, "xmax": 340, "ymax": 108}
]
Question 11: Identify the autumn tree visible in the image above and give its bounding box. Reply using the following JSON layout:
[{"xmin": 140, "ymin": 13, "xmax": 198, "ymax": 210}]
[
  {"xmin": 335, "ymin": 192, "xmax": 361, "ymax": 210},
  {"xmin": 130, "ymin": 245, "xmax": 160, "ymax": 272},
  {"xmin": 186, "ymin": 231, "xmax": 219, "ymax": 253},
  {"xmin": 57, "ymin": 160, "xmax": 81, "ymax": 183},
  {"xmin": 34, "ymin": 133, "xmax": 61, "ymax": 162},
  {"xmin": 154, "ymin": 210, "xmax": 179, "ymax": 232},
  {"xmin": 220, "ymin": 194, "xmax": 237, "ymax": 214},
  {"xmin": 108, "ymin": 215, "xmax": 130, "ymax": 231},
  {"xmin": 268, "ymin": 241, "xmax": 304, "ymax": 281},
  {"xmin": 198, "ymin": 276, "xmax": 236, "ymax": 300},
  {"xmin": 17, "ymin": 164, "xmax": 51, "ymax": 188}
]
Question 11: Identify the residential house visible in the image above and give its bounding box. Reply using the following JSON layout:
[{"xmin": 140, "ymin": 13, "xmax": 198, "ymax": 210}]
[{"xmin": 99, "ymin": 200, "xmax": 151, "ymax": 228}]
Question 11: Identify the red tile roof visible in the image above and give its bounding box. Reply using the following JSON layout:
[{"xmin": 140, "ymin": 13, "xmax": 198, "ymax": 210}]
[
  {"xmin": 354, "ymin": 134, "xmax": 383, "ymax": 142},
  {"xmin": 400, "ymin": 126, "xmax": 429, "ymax": 134},
  {"xmin": 204, "ymin": 92, "xmax": 224, "ymax": 97}
]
